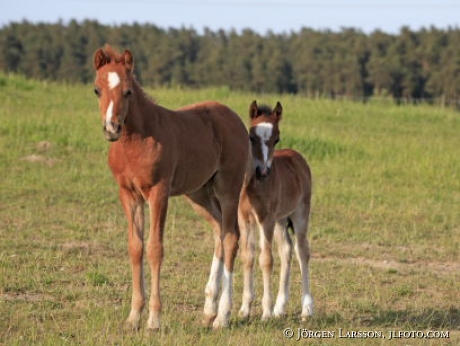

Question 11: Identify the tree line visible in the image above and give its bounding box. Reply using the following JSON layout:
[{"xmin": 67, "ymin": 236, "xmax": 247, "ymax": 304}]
[{"xmin": 1, "ymin": 20, "xmax": 460, "ymax": 105}]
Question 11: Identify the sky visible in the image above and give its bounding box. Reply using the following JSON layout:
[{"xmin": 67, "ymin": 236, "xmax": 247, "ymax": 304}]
[{"xmin": 1, "ymin": 0, "xmax": 459, "ymax": 35}]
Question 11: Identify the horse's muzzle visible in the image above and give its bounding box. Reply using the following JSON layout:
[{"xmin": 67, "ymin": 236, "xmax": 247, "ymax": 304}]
[
  {"xmin": 255, "ymin": 166, "xmax": 271, "ymax": 180},
  {"xmin": 103, "ymin": 123, "xmax": 122, "ymax": 142}
]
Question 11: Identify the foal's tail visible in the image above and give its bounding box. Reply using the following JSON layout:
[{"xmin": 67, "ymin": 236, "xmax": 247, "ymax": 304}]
[{"xmin": 287, "ymin": 218, "xmax": 295, "ymax": 235}]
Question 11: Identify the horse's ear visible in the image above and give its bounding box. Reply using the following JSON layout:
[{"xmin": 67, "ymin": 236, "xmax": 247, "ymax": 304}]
[
  {"xmin": 249, "ymin": 100, "xmax": 258, "ymax": 119},
  {"xmin": 273, "ymin": 101, "xmax": 283, "ymax": 121},
  {"xmin": 123, "ymin": 50, "xmax": 134, "ymax": 72},
  {"xmin": 94, "ymin": 48, "xmax": 108, "ymax": 70}
]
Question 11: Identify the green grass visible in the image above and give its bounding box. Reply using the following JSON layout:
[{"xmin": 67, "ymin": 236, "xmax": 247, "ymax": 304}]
[{"xmin": 1, "ymin": 73, "xmax": 459, "ymax": 345}]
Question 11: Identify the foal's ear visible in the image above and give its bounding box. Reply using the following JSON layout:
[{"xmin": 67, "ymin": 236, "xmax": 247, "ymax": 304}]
[
  {"xmin": 273, "ymin": 101, "xmax": 283, "ymax": 121},
  {"xmin": 249, "ymin": 100, "xmax": 259, "ymax": 119},
  {"xmin": 123, "ymin": 50, "xmax": 134, "ymax": 72},
  {"xmin": 94, "ymin": 48, "xmax": 108, "ymax": 70}
]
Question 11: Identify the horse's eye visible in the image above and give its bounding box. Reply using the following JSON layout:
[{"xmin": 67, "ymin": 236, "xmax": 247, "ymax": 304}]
[
  {"xmin": 249, "ymin": 135, "xmax": 256, "ymax": 144},
  {"xmin": 274, "ymin": 138, "xmax": 280, "ymax": 145},
  {"xmin": 123, "ymin": 89, "xmax": 132, "ymax": 98},
  {"xmin": 94, "ymin": 88, "xmax": 101, "ymax": 97}
]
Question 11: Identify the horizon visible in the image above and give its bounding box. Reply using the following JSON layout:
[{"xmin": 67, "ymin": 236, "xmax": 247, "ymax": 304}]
[
  {"xmin": 1, "ymin": 17, "xmax": 458, "ymax": 36},
  {"xmin": 1, "ymin": 0, "xmax": 459, "ymax": 36}
]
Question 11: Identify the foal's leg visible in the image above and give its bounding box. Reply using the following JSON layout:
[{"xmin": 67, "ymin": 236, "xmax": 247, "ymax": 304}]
[
  {"xmin": 119, "ymin": 187, "xmax": 146, "ymax": 330},
  {"xmin": 291, "ymin": 206, "xmax": 314, "ymax": 320},
  {"xmin": 185, "ymin": 187, "xmax": 223, "ymax": 327},
  {"xmin": 212, "ymin": 177, "xmax": 243, "ymax": 328},
  {"xmin": 204, "ymin": 234, "xmax": 223, "ymax": 326},
  {"xmin": 238, "ymin": 213, "xmax": 256, "ymax": 319},
  {"xmin": 273, "ymin": 220, "xmax": 293, "ymax": 317},
  {"xmin": 258, "ymin": 218, "xmax": 275, "ymax": 321},
  {"xmin": 146, "ymin": 185, "xmax": 170, "ymax": 330}
]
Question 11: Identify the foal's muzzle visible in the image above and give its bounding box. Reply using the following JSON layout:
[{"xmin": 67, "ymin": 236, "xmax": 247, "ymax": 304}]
[
  {"xmin": 256, "ymin": 165, "xmax": 271, "ymax": 180},
  {"xmin": 103, "ymin": 122, "xmax": 122, "ymax": 142}
]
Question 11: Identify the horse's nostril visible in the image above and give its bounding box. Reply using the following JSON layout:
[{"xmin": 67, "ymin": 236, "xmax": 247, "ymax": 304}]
[
  {"xmin": 256, "ymin": 166, "xmax": 270, "ymax": 180},
  {"xmin": 103, "ymin": 122, "xmax": 122, "ymax": 142},
  {"xmin": 104, "ymin": 122, "xmax": 122, "ymax": 134}
]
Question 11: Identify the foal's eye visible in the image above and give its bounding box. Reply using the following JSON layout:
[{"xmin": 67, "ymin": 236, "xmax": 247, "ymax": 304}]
[
  {"xmin": 274, "ymin": 138, "xmax": 280, "ymax": 145},
  {"xmin": 123, "ymin": 89, "xmax": 132, "ymax": 98},
  {"xmin": 249, "ymin": 135, "xmax": 256, "ymax": 144},
  {"xmin": 94, "ymin": 88, "xmax": 101, "ymax": 97}
]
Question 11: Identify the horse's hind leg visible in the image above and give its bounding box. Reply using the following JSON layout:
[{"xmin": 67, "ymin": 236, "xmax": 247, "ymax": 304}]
[
  {"xmin": 185, "ymin": 187, "xmax": 223, "ymax": 327},
  {"xmin": 273, "ymin": 219, "xmax": 293, "ymax": 317},
  {"xmin": 291, "ymin": 205, "xmax": 314, "ymax": 320}
]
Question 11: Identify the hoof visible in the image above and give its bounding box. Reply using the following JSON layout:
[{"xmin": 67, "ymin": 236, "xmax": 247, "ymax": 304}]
[
  {"xmin": 146, "ymin": 315, "xmax": 161, "ymax": 331},
  {"xmin": 124, "ymin": 320, "xmax": 140, "ymax": 332},
  {"xmin": 273, "ymin": 304, "xmax": 285, "ymax": 318},
  {"xmin": 238, "ymin": 309, "xmax": 250, "ymax": 320},
  {"xmin": 146, "ymin": 325, "xmax": 161, "ymax": 333},
  {"xmin": 212, "ymin": 316, "xmax": 229, "ymax": 329},
  {"xmin": 202, "ymin": 313, "xmax": 217, "ymax": 328},
  {"xmin": 274, "ymin": 311, "xmax": 286, "ymax": 318},
  {"xmin": 261, "ymin": 312, "xmax": 273, "ymax": 322},
  {"xmin": 301, "ymin": 309, "xmax": 313, "ymax": 322},
  {"xmin": 301, "ymin": 295, "xmax": 314, "ymax": 320}
]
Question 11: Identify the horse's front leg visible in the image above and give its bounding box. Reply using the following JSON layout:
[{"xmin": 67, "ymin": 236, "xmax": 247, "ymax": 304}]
[
  {"xmin": 146, "ymin": 185, "xmax": 169, "ymax": 330},
  {"xmin": 203, "ymin": 231, "xmax": 223, "ymax": 326},
  {"xmin": 212, "ymin": 197, "xmax": 240, "ymax": 328},
  {"xmin": 120, "ymin": 188, "xmax": 145, "ymax": 330},
  {"xmin": 238, "ymin": 213, "xmax": 256, "ymax": 320},
  {"xmin": 258, "ymin": 218, "xmax": 275, "ymax": 321}
]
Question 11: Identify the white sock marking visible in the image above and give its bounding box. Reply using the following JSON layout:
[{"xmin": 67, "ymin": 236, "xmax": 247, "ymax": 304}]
[
  {"xmin": 204, "ymin": 255, "xmax": 223, "ymax": 316},
  {"xmin": 215, "ymin": 267, "xmax": 233, "ymax": 326}
]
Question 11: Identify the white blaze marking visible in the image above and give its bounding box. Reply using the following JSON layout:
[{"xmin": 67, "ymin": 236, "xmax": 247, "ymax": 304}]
[
  {"xmin": 255, "ymin": 122, "xmax": 273, "ymax": 163},
  {"xmin": 105, "ymin": 100, "xmax": 114, "ymax": 124},
  {"xmin": 108, "ymin": 72, "xmax": 120, "ymax": 90}
]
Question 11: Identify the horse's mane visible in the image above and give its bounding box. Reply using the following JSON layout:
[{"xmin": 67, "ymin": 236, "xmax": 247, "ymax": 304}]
[
  {"xmin": 102, "ymin": 44, "xmax": 156, "ymax": 104},
  {"xmin": 256, "ymin": 104, "xmax": 273, "ymax": 118},
  {"xmin": 102, "ymin": 44, "xmax": 125, "ymax": 64}
]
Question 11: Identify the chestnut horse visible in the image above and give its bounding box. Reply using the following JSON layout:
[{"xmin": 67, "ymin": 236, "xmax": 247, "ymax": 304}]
[
  {"xmin": 92, "ymin": 45, "xmax": 249, "ymax": 329},
  {"xmin": 238, "ymin": 101, "xmax": 313, "ymax": 321}
]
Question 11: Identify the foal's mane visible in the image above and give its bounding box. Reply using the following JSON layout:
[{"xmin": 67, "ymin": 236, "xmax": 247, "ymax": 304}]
[
  {"xmin": 254, "ymin": 104, "xmax": 273, "ymax": 120},
  {"xmin": 101, "ymin": 44, "xmax": 156, "ymax": 105},
  {"xmin": 102, "ymin": 44, "xmax": 125, "ymax": 64}
]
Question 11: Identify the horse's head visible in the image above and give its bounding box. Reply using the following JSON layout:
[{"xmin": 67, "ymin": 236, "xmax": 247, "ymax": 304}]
[
  {"xmin": 248, "ymin": 100, "xmax": 282, "ymax": 180},
  {"xmin": 93, "ymin": 45, "xmax": 134, "ymax": 142}
]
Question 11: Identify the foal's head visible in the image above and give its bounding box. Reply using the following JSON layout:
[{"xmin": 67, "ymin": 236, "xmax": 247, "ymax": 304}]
[
  {"xmin": 248, "ymin": 100, "xmax": 282, "ymax": 180},
  {"xmin": 93, "ymin": 45, "xmax": 134, "ymax": 142}
]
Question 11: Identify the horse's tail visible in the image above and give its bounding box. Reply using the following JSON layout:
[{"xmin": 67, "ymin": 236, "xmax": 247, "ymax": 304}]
[{"xmin": 287, "ymin": 217, "xmax": 295, "ymax": 235}]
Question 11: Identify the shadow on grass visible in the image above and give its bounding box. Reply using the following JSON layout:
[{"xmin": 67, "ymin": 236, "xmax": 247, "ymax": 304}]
[
  {"xmin": 367, "ymin": 308, "xmax": 460, "ymax": 330},
  {"xmin": 232, "ymin": 308, "xmax": 459, "ymax": 330}
]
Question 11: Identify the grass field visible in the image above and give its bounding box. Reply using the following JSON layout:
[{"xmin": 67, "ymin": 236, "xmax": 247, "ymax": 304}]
[{"xmin": 0, "ymin": 73, "xmax": 459, "ymax": 345}]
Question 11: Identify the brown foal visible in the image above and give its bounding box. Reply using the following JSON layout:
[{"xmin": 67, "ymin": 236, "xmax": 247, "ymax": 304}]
[
  {"xmin": 92, "ymin": 45, "xmax": 249, "ymax": 329},
  {"xmin": 238, "ymin": 101, "xmax": 314, "ymax": 321}
]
